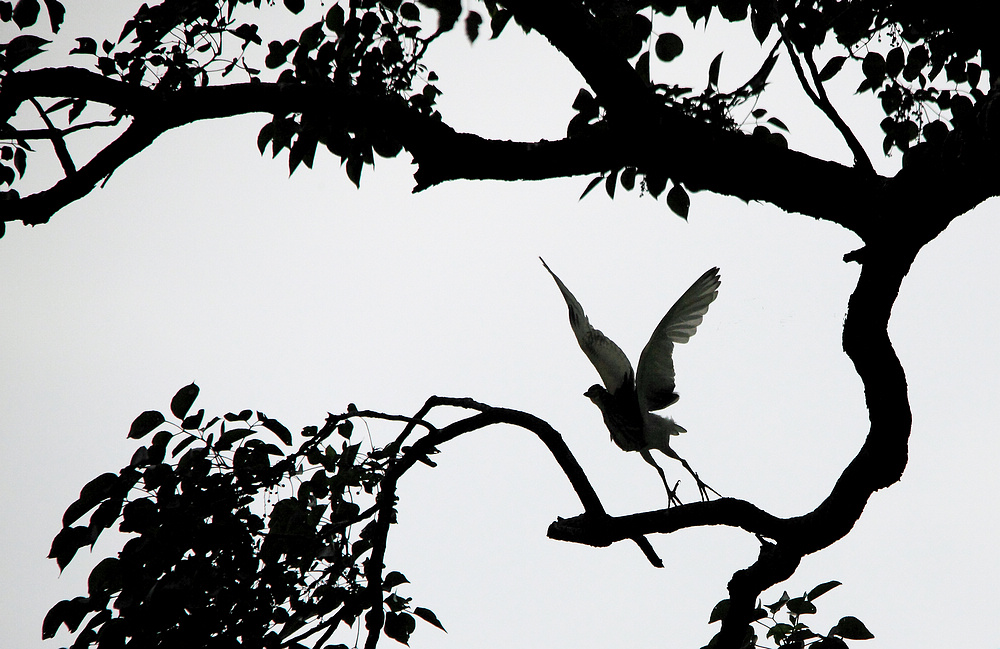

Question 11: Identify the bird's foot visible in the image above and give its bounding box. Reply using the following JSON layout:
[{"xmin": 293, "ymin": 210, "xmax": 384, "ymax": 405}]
[
  {"xmin": 666, "ymin": 480, "xmax": 683, "ymax": 508},
  {"xmin": 692, "ymin": 472, "xmax": 722, "ymax": 502}
]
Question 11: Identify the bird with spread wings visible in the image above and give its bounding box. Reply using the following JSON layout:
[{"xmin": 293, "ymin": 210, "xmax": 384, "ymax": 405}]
[{"xmin": 541, "ymin": 259, "xmax": 721, "ymax": 506}]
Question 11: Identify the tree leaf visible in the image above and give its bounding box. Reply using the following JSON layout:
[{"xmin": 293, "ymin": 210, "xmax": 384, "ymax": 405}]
[
  {"xmin": 807, "ymin": 580, "xmax": 841, "ymax": 600},
  {"xmin": 260, "ymin": 415, "xmax": 293, "ymax": 445},
  {"xmin": 181, "ymin": 408, "xmax": 205, "ymax": 430},
  {"xmin": 383, "ymin": 570, "xmax": 409, "ymax": 590},
  {"xmin": 170, "ymin": 383, "xmax": 199, "ymax": 419},
  {"xmin": 654, "ymin": 32, "xmax": 683, "ymax": 62},
  {"xmin": 579, "ymin": 174, "xmax": 604, "ymax": 200},
  {"xmin": 708, "ymin": 599, "xmax": 729, "ymax": 623},
  {"xmin": 214, "ymin": 427, "xmax": 253, "ymax": 451},
  {"xmin": 465, "ymin": 10, "xmax": 481, "ymax": 43},
  {"xmin": 383, "ymin": 611, "xmax": 416, "ymax": 645},
  {"xmin": 489, "ymin": 7, "xmax": 511, "ymax": 38},
  {"xmin": 785, "ymin": 596, "xmax": 817, "ymax": 615},
  {"xmin": 283, "ymin": 0, "xmax": 304, "ymax": 14},
  {"xmin": 47, "ymin": 525, "xmax": 91, "ymax": 570},
  {"xmin": 829, "ymin": 616, "xmax": 874, "ymax": 640},
  {"xmin": 750, "ymin": 6, "xmax": 771, "ymax": 43},
  {"xmin": 399, "ymin": 2, "xmax": 419, "ymax": 21},
  {"xmin": 708, "ymin": 52, "xmax": 722, "ymax": 88},
  {"xmin": 12, "ymin": 0, "xmax": 39, "ymax": 29},
  {"xmin": 128, "ymin": 410, "xmax": 164, "ymax": 439},
  {"xmin": 645, "ymin": 173, "xmax": 666, "ymax": 198},
  {"xmin": 666, "ymin": 183, "xmax": 690, "ymax": 218},
  {"xmin": 1, "ymin": 34, "xmax": 49, "ymax": 70},
  {"xmin": 88, "ymin": 557, "xmax": 122, "ymax": 597},
  {"xmin": 414, "ymin": 606, "xmax": 446, "ymax": 631},
  {"xmin": 620, "ymin": 167, "xmax": 636, "ymax": 191},
  {"xmin": 345, "ymin": 156, "xmax": 363, "ymax": 187},
  {"xmin": 817, "ymin": 56, "xmax": 845, "ymax": 82},
  {"xmin": 635, "ymin": 50, "xmax": 649, "ymax": 86},
  {"xmin": 62, "ymin": 472, "xmax": 117, "ymax": 526},
  {"xmin": 42, "ymin": 0, "xmax": 63, "ymax": 31},
  {"xmin": 767, "ymin": 116, "xmax": 788, "ymax": 131},
  {"xmin": 605, "ymin": 168, "xmax": 618, "ymax": 199},
  {"xmin": 42, "ymin": 597, "xmax": 93, "ymax": 639}
]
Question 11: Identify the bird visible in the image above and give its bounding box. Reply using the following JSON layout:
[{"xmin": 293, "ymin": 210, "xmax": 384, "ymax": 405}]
[{"xmin": 541, "ymin": 258, "xmax": 721, "ymax": 506}]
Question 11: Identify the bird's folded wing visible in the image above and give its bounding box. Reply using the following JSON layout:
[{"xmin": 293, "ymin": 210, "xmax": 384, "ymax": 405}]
[
  {"xmin": 636, "ymin": 267, "xmax": 721, "ymax": 411},
  {"xmin": 541, "ymin": 258, "xmax": 634, "ymax": 393}
]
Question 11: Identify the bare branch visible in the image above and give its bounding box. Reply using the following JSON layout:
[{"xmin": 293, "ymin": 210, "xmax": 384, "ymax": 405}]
[{"xmin": 777, "ymin": 21, "xmax": 876, "ymax": 175}]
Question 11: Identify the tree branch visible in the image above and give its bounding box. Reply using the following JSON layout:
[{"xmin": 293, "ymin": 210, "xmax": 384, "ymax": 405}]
[{"xmin": 777, "ymin": 20, "xmax": 876, "ymax": 175}]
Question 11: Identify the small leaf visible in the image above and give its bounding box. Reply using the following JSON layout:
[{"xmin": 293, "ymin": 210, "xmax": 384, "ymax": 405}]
[
  {"xmin": 383, "ymin": 571, "xmax": 409, "ymax": 590},
  {"xmin": 1, "ymin": 34, "xmax": 49, "ymax": 70},
  {"xmin": 604, "ymin": 168, "xmax": 618, "ymax": 199},
  {"xmin": 489, "ymin": 7, "xmax": 511, "ymax": 38},
  {"xmin": 399, "ymin": 2, "xmax": 419, "ymax": 21},
  {"xmin": 862, "ymin": 52, "xmax": 885, "ymax": 82},
  {"xmin": 644, "ymin": 173, "xmax": 667, "ymax": 198},
  {"xmin": 766, "ymin": 116, "xmax": 788, "ymax": 131},
  {"xmin": 338, "ymin": 420, "xmax": 354, "ymax": 439},
  {"xmin": 414, "ymin": 607, "xmax": 446, "ymax": 631},
  {"xmin": 750, "ymin": 6, "xmax": 771, "ymax": 43},
  {"xmin": 42, "ymin": 597, "xmax": 92, "ymax": 639},
  {"xmin": 283, "ymin": 0, "xmax": 304, "ymax": 14},
  {"xmin": 708, "ymin": 52, "xmax": 722, "ymax": 88},
  {"xmin": 767, "ymin": 622, "xmax": 793, "ymax": 640},
  {"xmin": 260, "ymin": 415, "xmax": 293, "ymax": 445},
  {"xmin": 620, "ymin": 167, "xmax": 636, "ymax": 191},
  {"xmin": 345, "ymin": 156, "xmax": 363, "ymax": 187},
  {"xmin": 807, "ymin": 580, "xmax": 841, "ymax": 600},
  {"xmin": 785, "ymin": 596, "xmax": 817, "ymax": 615},
  {"xmin": 48, "ymin": 525, "xmax": 91, "ymax": 570},
  {"xmin": 13, "ymin": 146, "xmax": 26, "ymax": 176},
  {"xmin": 766, "ymin": 591, "xmax": 790, "ymax": 613},
  {"xmin": 579, "ymin": 174, "xmax": 604, "ymax": 200},
  {"xmin": 666, "ymin": 183, "xmax": 690, "ymax": 218},
  {"xmin": 635, "ymin": 50, "xmax": 649, "ymax": 86},
  {"xmin": 384, "ymin": 611, "xmax": 416, "ymax": 645},
  {"xmin": 88, "ymin": 557, "xmax": 122, "ymax": 596},
  {"xmin": 181, "ymin": 408, "xmax": 204, "ymax": 430},
  {"xmin": 128, "ymin": 410, "xmax": 164, "ymax": 439},
  {"xmin": 464, "ymin": 10, "xmax": 481, "ymax": 43},
  {"xmin": 708, "ymin": 599, "xmax": 729, "ymax": 623},
  {"xmin": 829, "ymin": 616, "xmax": 874, "ymax": 640},
  {"xmin": 654, "ymin": 32, "xmax": 683, "ymax": 62},
  {"xmin": 817, "ymin": 56, "xmax": 845, "ymax": 82},
  {"xmin": 12, "ymin": 0, "xmax": 39, "ymax": 29},
  {"xmin": 42, "ymin": 0, "xmax": 63, "ymax": 31},
  {"xmin": 214, "ymin": 427, "xmax": 253, "ymax": 451},
  {"xmin": 170, "ymin": 382, "xmax": 199, "ymax": 419}
]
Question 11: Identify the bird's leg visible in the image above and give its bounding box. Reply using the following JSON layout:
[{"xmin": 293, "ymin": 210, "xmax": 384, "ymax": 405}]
[
  {"xmin": 665, "ymin": 447, "xmax": 722, "ymax": 501},
  {"xmin": 639, "ymin": 448, "xmax": 683, "ymax": 507}
]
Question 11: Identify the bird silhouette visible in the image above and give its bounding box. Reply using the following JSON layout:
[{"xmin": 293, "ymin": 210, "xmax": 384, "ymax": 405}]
[{"xmin": 541, "ymin": 258, "xmax": 721, "ymax": 506}]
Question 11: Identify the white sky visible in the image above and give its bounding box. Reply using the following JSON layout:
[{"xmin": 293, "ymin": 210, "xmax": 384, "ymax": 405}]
[{"xmin": 2, "ymin": 5, "xmax": 999, "ymax": 649}]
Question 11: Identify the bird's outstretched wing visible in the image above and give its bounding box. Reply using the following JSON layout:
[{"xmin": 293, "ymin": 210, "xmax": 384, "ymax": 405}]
[
  {"xmin": 541, "ymin": 258, "xmax": 634, "ymax": 394},
  {"xmin": 636, "ymin": 267, "xmax": 720, "ymax": 411}
]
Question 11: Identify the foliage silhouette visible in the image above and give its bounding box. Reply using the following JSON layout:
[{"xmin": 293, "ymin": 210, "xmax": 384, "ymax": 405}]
[{"xmin": 3, "ymin": 0, "xmax": 997, "ymax": 647}]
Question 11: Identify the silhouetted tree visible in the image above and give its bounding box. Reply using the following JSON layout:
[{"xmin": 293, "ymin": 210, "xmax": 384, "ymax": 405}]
[{"xmin": 3, "ymin": 1, "xmax": 996, "ymax": 648}]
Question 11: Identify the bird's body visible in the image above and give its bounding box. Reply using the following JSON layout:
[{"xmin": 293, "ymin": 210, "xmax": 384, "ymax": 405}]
[{"xmin": 541, "ymin": 259, "xmax": 721, "ymax": 505}]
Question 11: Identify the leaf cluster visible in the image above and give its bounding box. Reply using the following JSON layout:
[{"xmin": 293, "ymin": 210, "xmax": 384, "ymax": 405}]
[
  {"xmin": 43, "ymin": 383, "xmax": 446, "ymax": 649},
  {"xmin": 704, "ymin": 581, "xmax": 874, "ymax": 649}
]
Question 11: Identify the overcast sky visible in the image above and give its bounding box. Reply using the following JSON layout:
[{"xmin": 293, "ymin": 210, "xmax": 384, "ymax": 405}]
[{"xmin": 2, "ymin": 5, "xmax": 999, "ymax": 649}]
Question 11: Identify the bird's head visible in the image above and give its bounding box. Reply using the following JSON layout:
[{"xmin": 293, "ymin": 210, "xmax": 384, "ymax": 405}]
[{"xmin": 583, "ymin": 384, "xmax": 609, "ymax": 409}]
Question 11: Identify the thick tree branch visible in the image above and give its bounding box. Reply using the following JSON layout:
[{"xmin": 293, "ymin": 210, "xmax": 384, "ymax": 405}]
[{"xmin": 5, "ymin": 67, "xmax": 998, "ymax": 244}]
